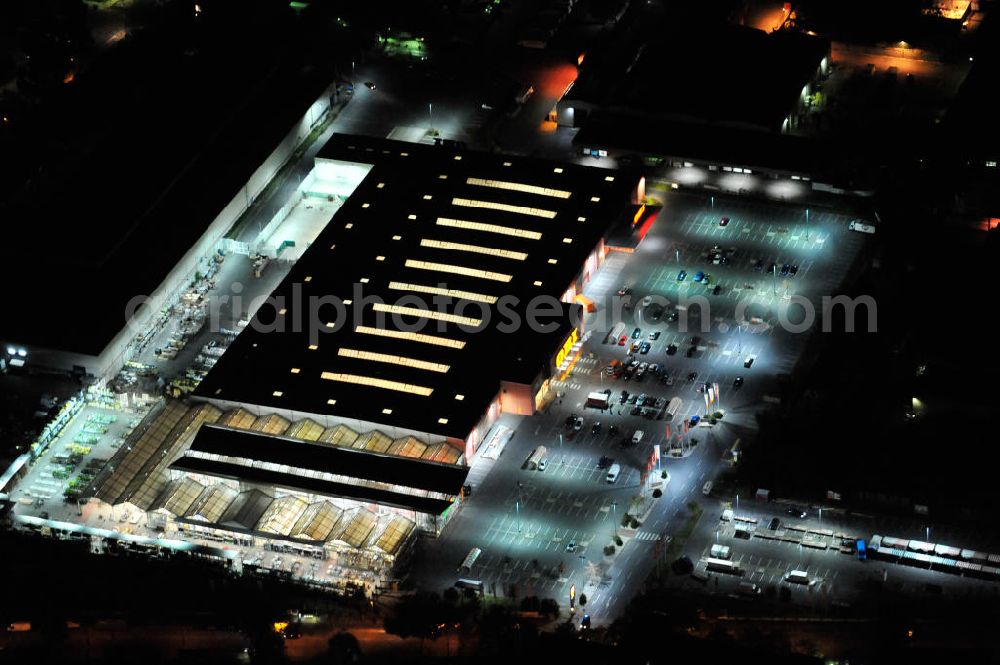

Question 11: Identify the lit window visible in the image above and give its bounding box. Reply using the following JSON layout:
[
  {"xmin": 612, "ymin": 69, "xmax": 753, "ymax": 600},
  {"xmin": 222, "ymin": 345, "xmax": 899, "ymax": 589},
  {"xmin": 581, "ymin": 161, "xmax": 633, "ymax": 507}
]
[
  {"xmin": 423, "ymin": 194, "xmax": 433, "ymax": 200},
  {"xmin": 304, "ymin": 275, "xmax": 312, "ymax": 282},
  {"xmin": 345, "ymin": 223, "xmax": 353, "ymax": 229},
  {"xmin": 343, "ymin": 299, "xmax": 353, "ymax": 305},
  {"xmin": 355, "ymin": 325, "xmax": 465, "ymax": 349},
  {"xmin": 577, "ymin": 216, "xmax": 586, "ymax": 222},
  {"xmin": 338, "ymin": 347, "xmax": 450, "ymax": 373},
  {"xmin": 330, "ymin": 244, "xmax": 336, "ymax": 250},
  {"xmin": 327, "ymin": 399, "xmax": 337, "ymax": 405},
  {"xmin": 362, "ymin": 203, "xmax": 370, "ymax": 208},
  {"xmin": 605, "ymin": 176, "xmax": 615, "ymax": 182},
  {"xmin": 438, "ymin": 417, "xmax": 449, "ymax": 424},
  {"xmin": 308, "ymin": 344, "xmax": 319, "ymax": 351},
  {"xmin": 404, "ymin": 259, "xmax": 512, "ymax": 283},
  {"xmin": 455, "ymin": 394, "xmax": 465, "ymax": 400},
  {"xmin": 391, "ymin": 235, "xmax": 402, "ymax": 241},
  {"xmin": 320, "ymin": 372, "xmax": 434, "ymax": 396},
  {"xmin": 451, "ymin": 197, "xmax": 557, "ymax": 219},
  {"xmin": 360, "ymin": 277, "xmax": 370, "ymax": 283},
  {"xmin": 377, "ymin": 183, "xmax": 385, "ymax": 189},
  {"xmin": 553, "ymin": 167, "xmax": 564, "ymax": 173},
  {"xmin": 382, "ymin": 408, "xmax": 393, "ymax": 415},
  {"xmin": 278, "ymin": 308, "xmax": 287, "ymax": 315},
  {"xmin": 420, "ymin": 238, "xmax": 527, "ymax": 261},
  {"xmin": 533, "ymin": 280, "xmax": 543, "ymax": 286},
  {"xmin": 436, "ymin": 217, "xmax": 542, "ymax": 240},
  {"xmin": 548, "ymin": 258, "xmax": 558, "ymax": 265},
  {"xmin": 503, "ymin": 161, "xmax": 512, "ymax": 167},
  {"xmin": 376, "ymin": 255, "xmax": 386, "ymax": 261},
  {"xmin": 290, "ymin": 368, "xmax": 301, "ymax": 374},
  {"xmin": 408, "ymin": 214, "xmax": 417, "ymax": 220},
  {"xmin": 401, "ymin": 152, "xmax": 409, "ymax": 157},
  {"xmin": 273, "ymin": 391, "xmax": 283, "ymax": 397},
  {"xmin": 388, "ymin": 281, "xmax": 497, "ymax": 304},
  {"xmin": 439, "ymin": 174, "xmax": 448, "ymax": 180},
  {"xmin": 590, "ymin": 196, "xmax": 600, "ymax": 202},
  {"xmin": 466, "ymin": 177, "xmax": 571, "ymax": 199},
  {"xmin": 562, "ymin": 237, "xmax": 573, "ymax": 244},
  {"xmin": 454, "ymin": 155, "xmax": 462, "ymax": 161},
  {"xmin": 373, "ymin": 302, "xmax": 482, "ymax": 326},
  {"xmin": 326, "ymin": 322, "xmax": 336, "ymax": 328}
]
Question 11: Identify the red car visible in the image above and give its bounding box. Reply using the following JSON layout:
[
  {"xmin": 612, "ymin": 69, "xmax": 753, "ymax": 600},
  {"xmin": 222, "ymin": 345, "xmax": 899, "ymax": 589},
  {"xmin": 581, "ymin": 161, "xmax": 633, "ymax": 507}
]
[{"xmin": 618, "ymin": 335, "xmax": 628, "ymax": 346}]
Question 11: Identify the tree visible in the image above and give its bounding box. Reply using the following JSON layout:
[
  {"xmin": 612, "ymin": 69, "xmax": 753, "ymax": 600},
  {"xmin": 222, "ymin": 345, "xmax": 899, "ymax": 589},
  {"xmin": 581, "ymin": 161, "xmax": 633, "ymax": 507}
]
[
  {"xmin": 539, "ymin": 598, "xmax": 560, "ymax": 618},
  {"xmin": 325, "ymin": 632, "xmax": 362, "ymax": 665},
  {"xmin": 383, "ymin": 591, "xmax": 446, "ymax": 641},
  {"xmin": 579, "ymin": 593, "xmax": 588, "ymax": 607}
]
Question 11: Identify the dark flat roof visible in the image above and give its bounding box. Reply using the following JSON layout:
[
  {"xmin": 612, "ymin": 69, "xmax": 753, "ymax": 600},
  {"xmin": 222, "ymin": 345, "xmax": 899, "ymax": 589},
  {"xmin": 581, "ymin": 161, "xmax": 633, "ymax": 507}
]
[
  {"xmin": 195, "ymin": 134, "xmax": 633, "ymax": 439},
  {"xmin": 171, "ymin": 424, "xmax": 464, "ymax": 515},
  {"xmin": 569, "ymin": 25, "xmax": 829, "ymax": 132},
  {"xmin": 1, "ymin": 62, "xmax": 331, "ymax": 356}
]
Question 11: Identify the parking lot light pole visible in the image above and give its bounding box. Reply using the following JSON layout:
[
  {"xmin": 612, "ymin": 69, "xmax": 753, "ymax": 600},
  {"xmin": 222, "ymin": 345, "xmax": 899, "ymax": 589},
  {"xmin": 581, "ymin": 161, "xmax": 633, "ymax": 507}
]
[{"xmin": 805, "ymin": 208, "xmax": 810, "ymax": 241}]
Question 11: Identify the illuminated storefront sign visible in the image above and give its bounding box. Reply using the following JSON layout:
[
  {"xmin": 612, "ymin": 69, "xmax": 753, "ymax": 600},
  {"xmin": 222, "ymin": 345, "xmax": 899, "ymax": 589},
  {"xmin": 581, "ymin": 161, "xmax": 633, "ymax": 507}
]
[{"xmin": 554, "ymin": 328, "xmax": 579, "ymax": 368}]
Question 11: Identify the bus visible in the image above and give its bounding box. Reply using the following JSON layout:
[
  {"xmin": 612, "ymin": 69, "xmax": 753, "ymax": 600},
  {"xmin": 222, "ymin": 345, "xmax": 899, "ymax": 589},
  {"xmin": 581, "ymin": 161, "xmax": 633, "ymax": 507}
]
[
  {"xmin": 705, "ymin": 557, "xmax": 741, "ymax": 574},
  {"xmin": 458, "ymin": 547, "xmax": 482, "ymax": 573}
]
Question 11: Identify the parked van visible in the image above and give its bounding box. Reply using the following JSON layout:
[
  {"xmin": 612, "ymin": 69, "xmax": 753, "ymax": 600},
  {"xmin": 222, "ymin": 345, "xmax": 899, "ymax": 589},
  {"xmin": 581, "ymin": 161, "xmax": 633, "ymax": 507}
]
[
  {"xmin": 631, "ymin": 430, "xmax": 644, "ymax": 446},
  {"xmin": 606, "ymin": 463, "xmax": 621, "ymax": 483},
  {"xmin": 786, "ymin": 569, "xmax": 810, "ymax": 584}
]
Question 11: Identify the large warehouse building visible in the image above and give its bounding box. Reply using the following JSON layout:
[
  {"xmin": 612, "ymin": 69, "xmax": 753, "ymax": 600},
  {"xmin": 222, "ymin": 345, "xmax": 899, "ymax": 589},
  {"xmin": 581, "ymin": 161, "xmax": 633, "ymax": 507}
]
[{"xmin": 83, "ymin": 134, "xmax": 637, "ymax": 566}]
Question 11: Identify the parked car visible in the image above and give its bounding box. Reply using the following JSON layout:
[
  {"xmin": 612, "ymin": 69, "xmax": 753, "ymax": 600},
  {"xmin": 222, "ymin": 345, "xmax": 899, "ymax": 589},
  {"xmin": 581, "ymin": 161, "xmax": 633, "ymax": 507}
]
[
  {"xmin": 592, "ymin": 422, "xmax": 602, "ymax": 434},
  {"xmin": 666, "ymin": 343, "xmax": 678, "ymax": 356},
  {"xmin": 733, "ymin": 376, "xmax": 744, "ymax": 388},
  {"xmin": 677, "ymin": 270, "xmax": 687, "ymax": 281},
  {"xmin": 719, "ymin": 216, "xmax": 730, "ymax": 227},
  {"xmin": 694, "ymin": 271, "xmax": 705, "ymax": 283},
  {"xmin": 768, "ymin": 517, "xmax": 781, "ymax": 531},
  {"xmin": 632, "ymin": 327, "xmax": 642, "ymax": 339},
  {"xmin": 649, "ymin": 331, "xmax": 661, "ymax": 340},
  {"xmin": 619, "ymin": 335, "xmax": 628, "ymax": 346}
]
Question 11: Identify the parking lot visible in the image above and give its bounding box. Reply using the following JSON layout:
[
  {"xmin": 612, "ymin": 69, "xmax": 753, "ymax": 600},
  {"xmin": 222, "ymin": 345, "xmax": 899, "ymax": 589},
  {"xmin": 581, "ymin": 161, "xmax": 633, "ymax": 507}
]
[{"xmin": 407, "ymin": 189, "xmax": 872, "ymax": 622}]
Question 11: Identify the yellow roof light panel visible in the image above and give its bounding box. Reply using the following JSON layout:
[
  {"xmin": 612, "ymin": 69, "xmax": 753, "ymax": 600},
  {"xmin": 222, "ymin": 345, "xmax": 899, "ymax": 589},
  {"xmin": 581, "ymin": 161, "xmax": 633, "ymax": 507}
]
[
  {"xmin": 382, "ymin": 408, "xmax": 393, "ymax": 415},
  {"xmin": 533, "ymin": 280, "xmax": 543, "ymax": 286},
  {"xmin": 290, "ymin": 368, "xmax": 301, "ymax": 374},
  {"xmin": 308, "ymin": 344, "xmax": 319, "ymax": 351},
  {"xmin": 438, "ymin": 417, "xmax": 449, "ymax": 424},
  {"xmin": 355, "ymin": 325, "xmax": 465, "ymax": 349},
  {"xmin": 273, "ymin": 391, "xmax": 284, "ymax": 397},
  {"xmin": 436, "ymin": 217, "xmax": 542, "ymax": 240},
  {"xmin": 466, "ymin": 177, "xmax": 572, "ymax": 199},
  {"xmin": 454, "ymin": 394, "xmax": 465, "ymax": 400},
  {"xmin": 327, "ymin": 399, "xmax": 337, "ymax": 405},
  {"xmin": 304, "ymin": 276, "xmax": 313, "ymax": 282},
  {"xmin": 388, "ymin": 281, "xmax": 498, "ymax": 305},
  {"xmin": 562, "ymin": 237, "xmax": 573, "ymax": 244},
  {"xmin": 553, "ymin": 167, "xmax": 564, "ymax": 173},
  {"xmin": 343, "ymin": 299, "xmax": 353, "ymax": 305},
  {"xmin": 605, "ymin": 175, "xmax": 615, "ymax": 182},
  {"xmin": 362, "ymin": 203, "xmax": 370, "ymax": 208},
  {"xmin": 423, "ymin": 194, "xmax": 433, "ymax": 200},
  {"xmin": 392, "ymin": 235, "xmax": 402, "ymax": 241},
  {"xmin": 577, "ymin": 216, "xmax": 587, "ymax": 222},
  {"xmin": 548, "ymin": 258, "xmax": 558, "ymax": 265},
  {"xmin": 360, "ymin": 277, "xmax": 370, "ymax": 283},
  {"xmin": 404, "ymin": 259, "xmax": 512, "ymax": 283},
  {"xmin": 338, "ymin": 347, "xmax": 451, "ymax": 373},
  {"xmin": 372, "ymin": 302, "xmax": 483, "ymax": 326},
  {"xmin": 454, "ymin": 155, "xmax": 462, "ymax": 160},
  {"xmin": 451, "ymin": 197, "xmax": 557, "ymax": 219},
  {"xmin": 320, "ymin": 372, "xmax": 434, "ymax": 396},
  {"xmin": 376, "ymin": 256, "xmax": 386, "ymax": 261},
  {"xmin": 439, "ymin": 174, "xmax": 448, "ymax": 179},
  {"xmin": 345, "ymin": 223, "xmax": 353, "ymax": 229},
  {"xmin": 590, "ymin": 196, "xmax": 601, "ymax": 202},
  {"xmin": 377, "ymin": 182, "xmax": 385, "ymax": 188},
  {"xmin": 420, "ymin": 238, "xmax": 527, "ymax": 261},
  {"xmin": 503, "ymin": 161, "xmax": 512, "ymax": 167},
  {"xmin": 408, "ymin": 214, "xmax": 417, "ymax": 220},
  {"xmin": 278, "ymin": 308, "xmax": 287, "ymax": 316}
]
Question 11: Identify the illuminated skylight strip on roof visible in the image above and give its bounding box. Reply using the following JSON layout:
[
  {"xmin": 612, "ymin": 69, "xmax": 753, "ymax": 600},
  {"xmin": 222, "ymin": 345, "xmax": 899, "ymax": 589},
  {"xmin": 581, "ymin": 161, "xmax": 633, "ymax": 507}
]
[
  {"xmin": 451, "ymin": 197, "xmax": 557, "ymax": 219},
  {"xmin": 338, "ymin": 348, "xmax": 450, "ymax": 373},
  {"xmin": 320, "ymin": 372, "xmax": 434, "ymax": 396},
  {"xmin": 355, "ymin": 326, "xmax": 465, "ymax": 349},
  {"xmin": 372, "ymin": 302, "xmax": 483, "ymax": 326},
  {"xmin": 420, "ymin": 238, "xmax": 527, "ymax": 261},
  {"xmin": 436, "ymin": 217, "xmax": 542, "ymax": 240},
  {"xmin": 388, "ymin": 281, "xmax": 498, "ymax": 305},
  {"xmin": 404, "ymin": 259, "xmax": 512, "ymax": 283},
  {"xmin": 466, "ymin": 177, "xmax": 572, "ymax": 199}
]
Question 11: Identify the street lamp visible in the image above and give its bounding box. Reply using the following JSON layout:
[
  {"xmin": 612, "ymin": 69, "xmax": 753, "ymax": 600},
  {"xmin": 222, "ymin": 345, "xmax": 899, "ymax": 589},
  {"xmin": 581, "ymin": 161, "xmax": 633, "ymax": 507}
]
[
  {"xmin": 611, "ymin": 501, "xmax": 617, "ymax": 538},
  {"xmin": 805, "ymin": 207, "xmax": 810, "ymax": 241},
  {"xmin": 429, "ymin": 102, "xmax": 433, "ymax": 129}
]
